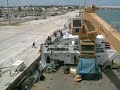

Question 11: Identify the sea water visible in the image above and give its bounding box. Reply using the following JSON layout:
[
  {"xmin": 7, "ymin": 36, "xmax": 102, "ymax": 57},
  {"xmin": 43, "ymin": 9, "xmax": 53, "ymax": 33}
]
[{"xmin": 97, "ymin": 9, "xmax": 120, "ymax": 31}]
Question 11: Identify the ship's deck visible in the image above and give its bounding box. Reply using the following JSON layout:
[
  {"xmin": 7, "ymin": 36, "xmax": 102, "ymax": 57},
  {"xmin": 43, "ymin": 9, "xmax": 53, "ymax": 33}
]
[{"xmin": 31, "ymin": 67, "xmax": 120, "ymax": 90}]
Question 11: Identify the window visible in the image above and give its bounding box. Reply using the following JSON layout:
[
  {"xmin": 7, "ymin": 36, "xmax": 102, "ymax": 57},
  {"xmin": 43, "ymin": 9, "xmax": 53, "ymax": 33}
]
[
  {"xmin": 96, "ymin": 48, "xmax": 104, "ymax": 53},
  {"xmin": 61, "ymin": 48, "xmax": 65, "ymax": 51},
  {"xmin": 47, "ymin": 48, "xmax": 54, "ymax": 51},
  {"xmin": 76, "ymin": 28, "xmax": 79, "ymax": 32},
  {"xmin": 73, "ymin": 20, "xmax": 81, "ymax": 27},
  {"xmin": 81, "ymin": 45, "xmax": 95, "ymax": 51},
  {"xmin": 47, "ymin": 56, "xmax": 50, "ymax": 63}
]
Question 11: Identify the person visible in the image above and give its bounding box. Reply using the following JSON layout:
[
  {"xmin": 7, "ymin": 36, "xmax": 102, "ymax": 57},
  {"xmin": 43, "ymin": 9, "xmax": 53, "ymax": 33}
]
[
  {"xmin": 32, "ymin": 42, "xmax": 36, "ymax": 48},
  {"xmin": 54, "ymin": 31, "xmax": 57, "ymax": 37},
  {"xmin": 60, "ymin": 31, "xmax": 63, "ymax": 36},
  {"xmin": 38, "ymin": 49, "xmax": 41, "ymax": 54},
  {"xmin": 48, "ymin": 36, "xmax": 51, "ymax": 41},
  {"xmin": 38, "ymin": 61, "xmax": 46, "ymax": 81},
  {"xmin": 47, "ymin": 36, "xmax": 52, "ymax": 45}
]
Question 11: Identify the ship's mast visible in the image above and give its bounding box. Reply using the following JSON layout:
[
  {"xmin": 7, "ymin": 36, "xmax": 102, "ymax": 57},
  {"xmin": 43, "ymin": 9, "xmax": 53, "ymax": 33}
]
[
  {"xmin": 7, "ymin": 0, "xmax": 11, "ymax": 24},
  {"xmin": 84, "ymin": 0, "xmax": 86, "ymax": 7}
]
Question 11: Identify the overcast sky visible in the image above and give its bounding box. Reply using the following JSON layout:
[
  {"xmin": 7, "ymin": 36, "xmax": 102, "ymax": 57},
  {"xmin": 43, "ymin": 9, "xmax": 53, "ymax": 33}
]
[{"xmin": 0, "ymin": 0, "xmax": 120, "ymax": 6}]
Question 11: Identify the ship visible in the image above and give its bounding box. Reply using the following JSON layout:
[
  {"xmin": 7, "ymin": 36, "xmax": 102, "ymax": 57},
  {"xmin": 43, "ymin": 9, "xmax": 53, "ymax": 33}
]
[{"xmin": 0, "ymin": 5, "xmax": 120, "ymax": 90}]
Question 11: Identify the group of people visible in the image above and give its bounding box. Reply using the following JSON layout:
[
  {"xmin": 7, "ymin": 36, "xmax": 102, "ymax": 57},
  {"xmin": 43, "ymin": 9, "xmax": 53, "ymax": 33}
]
[
  {"xmin": 45, "ymin": 29, "xmax": 64, "ymax": 45},
  {"xmin": 53, "ymin": 29, "xmax": 63, "ymax": 37},
  {"xmin": 32, "ymin": 29, "xmax": 64, "ymax": 47}
]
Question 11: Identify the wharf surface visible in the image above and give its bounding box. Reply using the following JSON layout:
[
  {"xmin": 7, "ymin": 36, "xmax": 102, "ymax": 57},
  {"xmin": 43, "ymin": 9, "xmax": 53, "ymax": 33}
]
[{"xmin": 0, "ymin": 10, "xmax": 79, "ymax": 90}]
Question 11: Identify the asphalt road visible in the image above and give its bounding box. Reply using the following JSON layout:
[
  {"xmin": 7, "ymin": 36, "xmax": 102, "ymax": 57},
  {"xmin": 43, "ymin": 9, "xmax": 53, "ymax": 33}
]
[{"xmin": 0, "ymin": 10, "xmax": 78, "ymax": 67}]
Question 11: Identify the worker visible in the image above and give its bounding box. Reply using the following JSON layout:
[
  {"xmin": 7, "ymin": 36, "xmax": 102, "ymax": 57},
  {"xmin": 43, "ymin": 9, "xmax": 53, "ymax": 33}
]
[
  {"xmin": 32, "ymin": 42, "xmax": 36, "ymax": 48},
  {"xmin": 54, "ymin": 31, "xmax": 57, "ymax": 37},
  {"xmin": 38, "ymin": 49, "xmax": 41, "ymax": 54},
  {"xmin": 60, "ymin": 30, "xmax": 63, "ymax": 36},
  {"xmin": 38, "ymin": 61, "xmax": 46, "ymax": 81},
  {"xmin": 48, "ymin": 36, "xmax": 51, "ymax": 41},
  {"xmin": 47, "ymin": 36, "xmax": 52, "ymax": 45}
]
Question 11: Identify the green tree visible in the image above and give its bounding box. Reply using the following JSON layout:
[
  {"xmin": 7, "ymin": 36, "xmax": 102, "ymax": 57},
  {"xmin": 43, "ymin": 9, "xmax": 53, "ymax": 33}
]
[
  {"xmin": 0, "ymin": 9, "xmax": 1, "ymax": 13},
  {"xmin": 0, "ymin": 6, "xmax": 4, "ymax": 8},
  {"xmin": 18, "ymin": 6, "xmax": 22, "ymax": 11},
  {"xmin": 38, "ymin": 8, "xmax": 42, "ymax": 15},
  {"xmin": 0, "ymin": 9, "xmax": 2, "ymax": 17},
  {"xmin": 29, "ymin": 4, "xmax": 33, "ymax": 11}
]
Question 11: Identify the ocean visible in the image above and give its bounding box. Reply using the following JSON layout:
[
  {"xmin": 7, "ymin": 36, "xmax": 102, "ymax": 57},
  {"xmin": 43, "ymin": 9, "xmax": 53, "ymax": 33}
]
[{"xmin": 97, "ymin": 9, "xmax": 120, "ymax": 31}]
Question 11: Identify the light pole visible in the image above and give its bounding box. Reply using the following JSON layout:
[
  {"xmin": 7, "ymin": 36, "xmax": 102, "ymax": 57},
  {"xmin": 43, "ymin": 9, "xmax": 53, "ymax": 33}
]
[
  {"xmin": 7, "ymin": 0, "xmax": 11, "ymax": 24},
  {"xmin": 84, "ymin": 0, "xmax": 86, "ymax": 7}
]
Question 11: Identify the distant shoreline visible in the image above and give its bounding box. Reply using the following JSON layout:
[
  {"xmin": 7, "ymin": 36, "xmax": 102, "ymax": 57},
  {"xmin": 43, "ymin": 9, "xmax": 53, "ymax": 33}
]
[{"xmin": 99, "ymin": 6, "xmax": 120, "ymax": 9}]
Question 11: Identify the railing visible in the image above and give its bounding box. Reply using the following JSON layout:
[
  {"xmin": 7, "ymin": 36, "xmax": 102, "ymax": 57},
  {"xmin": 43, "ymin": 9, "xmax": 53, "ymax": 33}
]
[
  {"xmin": 110, "ymin": 22, "xmax": 120, "ymax": 34},
  {"xmin": 102, "ymin": 50, "xmax": 118, "ymax": 69},
  {"xmin": 42, "ymin": 45, "xmax": 79, "ymax": 52}
]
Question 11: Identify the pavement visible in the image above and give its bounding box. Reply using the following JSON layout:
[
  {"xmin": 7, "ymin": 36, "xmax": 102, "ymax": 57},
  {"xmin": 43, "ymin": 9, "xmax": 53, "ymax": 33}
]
[
  {"xmin": 0, "ymin": 10, "xmax": 79, "ymax": 90},
  {"xmin": 31, "ymin": 67, "xmax": 120, "ymax": 90},
  {"xmin": 0, "ymin": 10, "xmax": 78, "ymax": 67}
]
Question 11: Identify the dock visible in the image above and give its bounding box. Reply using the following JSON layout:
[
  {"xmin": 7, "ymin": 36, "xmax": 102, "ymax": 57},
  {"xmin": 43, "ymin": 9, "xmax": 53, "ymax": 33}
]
[{"xmin": 0, "ymin": 11, "xmax": 79, "ymax": 90}]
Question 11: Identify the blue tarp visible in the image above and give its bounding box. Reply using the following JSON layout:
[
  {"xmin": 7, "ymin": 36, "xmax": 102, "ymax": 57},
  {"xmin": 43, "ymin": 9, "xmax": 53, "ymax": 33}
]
[{"xmin": 77, "ymin": 58, "xmax": 100, "ymax": 75}]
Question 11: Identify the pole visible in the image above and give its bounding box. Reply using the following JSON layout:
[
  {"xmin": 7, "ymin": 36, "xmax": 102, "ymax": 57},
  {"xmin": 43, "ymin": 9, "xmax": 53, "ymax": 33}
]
[
  {"xmin": 84, "ymin": 0, "xmax": 86, "ymax": 7},
  {"xmin": 7, "ymin": 0, "xmax": 11, "ymax": 24}
]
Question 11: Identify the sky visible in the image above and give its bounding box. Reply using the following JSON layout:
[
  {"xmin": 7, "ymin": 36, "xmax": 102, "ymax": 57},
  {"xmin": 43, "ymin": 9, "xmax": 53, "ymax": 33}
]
[{"xmin": 0, "ymin": 0, "xmax": 120, "ymax": 6}]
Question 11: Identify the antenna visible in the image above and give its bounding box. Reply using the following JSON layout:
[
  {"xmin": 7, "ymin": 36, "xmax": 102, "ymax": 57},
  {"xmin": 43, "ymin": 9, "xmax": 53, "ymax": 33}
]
[
  {"xmin": 84, "ymin": 0, "xmax": 86, "ymax": 7},
  {"xmin": 7, "ymin": 0, "xmax": 11, "ymax": 24}
]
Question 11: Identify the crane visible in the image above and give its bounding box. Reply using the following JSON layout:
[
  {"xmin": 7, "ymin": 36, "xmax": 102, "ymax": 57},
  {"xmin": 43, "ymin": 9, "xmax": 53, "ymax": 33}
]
[{"xmin": 70, "ymin": 5, "xmax": 120, "ymax": 58}]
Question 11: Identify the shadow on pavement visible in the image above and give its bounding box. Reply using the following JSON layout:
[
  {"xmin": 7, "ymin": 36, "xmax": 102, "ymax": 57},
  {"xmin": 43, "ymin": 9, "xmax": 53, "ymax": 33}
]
[{"xmin": 103, "ymin": 67, "xmax": 120, "ymax": 90}]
